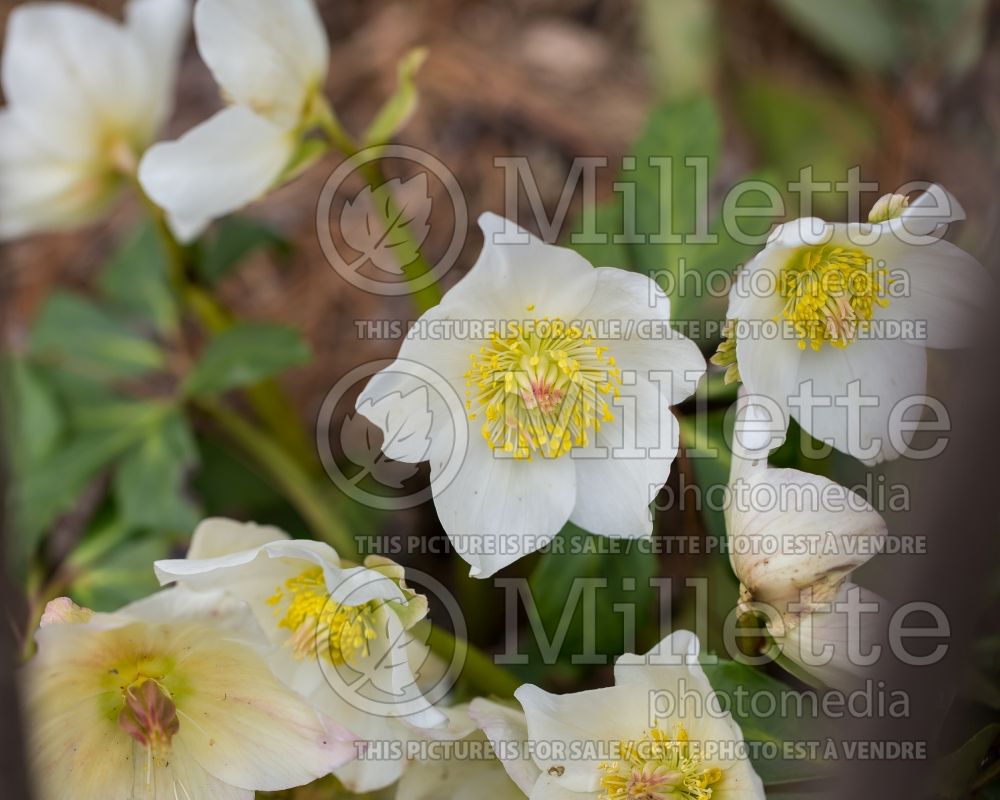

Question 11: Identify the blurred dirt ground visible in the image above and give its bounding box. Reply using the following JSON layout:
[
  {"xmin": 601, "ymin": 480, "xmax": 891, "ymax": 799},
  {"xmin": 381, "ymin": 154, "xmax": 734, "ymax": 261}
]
[{"xmin": 2, "ymin": 0, "xmax": 998, "ymax": 426}]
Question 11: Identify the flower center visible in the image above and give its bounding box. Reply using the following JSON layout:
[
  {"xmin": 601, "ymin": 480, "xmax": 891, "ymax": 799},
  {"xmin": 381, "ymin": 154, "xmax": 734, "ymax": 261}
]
[
  {"xmin": 464, "ymin": 317, "xmax": 621, "ymax": 459},
  {"xmin": 599, "ymin": 724, "xmax": 722, "ymax": 800},
  {"xmin": 777, "ymin": 244, "xmax": 891, "ymax": 351},
  {"xmin": 268, "ymin": 567, "xmax": 379, "ymax": 665},
  {"xmin": 117, "ymin": 679, "xmax": 179, "ymax": 764}
]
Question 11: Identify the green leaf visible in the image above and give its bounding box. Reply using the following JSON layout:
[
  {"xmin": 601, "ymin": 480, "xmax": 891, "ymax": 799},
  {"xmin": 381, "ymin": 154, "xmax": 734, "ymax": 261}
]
[
  {"xmin": 363, "ymin": 47, "xmax": 428, "ymax": 147},
  {"xmin": 627, "ymin": 97, "xmax": 722, "ymax": 280},
  {"xmin": 736, "ymin": 78, "xmax": 877, "ymax": 219},
  {"xmin": 1, "ymin": 358, "xmax": 63, "ymax": 471},
  {"xmin": 702, "ymin": 659, "xmax": 831, "ymax": 785},
  {"xmin": 183, "ymin": 322, "xmax": 311, "ymax": 397},
  {"xmin": 69, "ymin": 529, "xmax": 173, "ymax": 611},
  {"xmin": 526, "ymin": 523, "xmax": 658, "ymax": 662},
  {"xmin": 934, "ymin": 724, "xmax": 1000, "ymax": 799},
  {"xmin": 12, "ymin": 423, "xmax": 147, "ymax": 560},
  {"xmin": 770, "ymin": 0, "xmax": 903, "ymax": 72},
  {"xmin": 114, "ymin": 410, "xmax": 201, "ymax": 533},
  {"xmin": 29, "ymin": 291, "xmax": 165, "ymax": 381},
  {"xmin": 99, "ymin": 220, "xmax": 178, "ymax": 334},
  {"xmin": 195, "ymin": 216, "xmax": 291, "ymax": 284}
]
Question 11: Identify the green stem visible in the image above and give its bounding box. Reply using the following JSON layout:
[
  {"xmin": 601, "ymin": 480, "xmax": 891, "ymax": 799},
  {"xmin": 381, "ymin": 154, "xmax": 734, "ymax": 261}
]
[
  {"xmin": 195, "ymin": 397, "xmax": 357, "ymax": 557},
  {"xmin": 427, "ymin": 624, "xmax": 522, "ymax": 699},
  {"xmin": 139, "ymin": 190, "xmax": 318, "ymax": 470},
  {"xmin": 313, "ymin": 101, "xmax": 443, "ymax": 314}
]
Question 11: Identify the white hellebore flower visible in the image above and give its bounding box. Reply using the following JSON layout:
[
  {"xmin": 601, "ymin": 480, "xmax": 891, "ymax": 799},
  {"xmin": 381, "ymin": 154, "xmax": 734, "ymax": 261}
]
[
  {"xmin": 498, "ymin": 631, "xmax": 764, "ymax": 800},
  {"xmin": 139, "ymin": 0, "xmax": 329, "ymax": 241},
  {"xmin": 396, "ymin": 702, "xmax": 526, "ymax": 800},
  {"xmin": 26, "ymin": 590, "xmax": 356, "ymax": 800},
  {"xmin": 357, "ymin": 213, "xmax": 706, "ymax": 578},
  {"xmin": 725, "ymin": 453, "xmax": 888, "ymax": 690},
  {"xmin": 719, "ymin": 184, "xmax": 991, "ymax": 464},
  {"xmin": 154, "ymin": 518, "xmax": 463, "ymax": 793},
  {"xmin": 0, "ymin": 0, "xmax": 189, "ymax": 239}
]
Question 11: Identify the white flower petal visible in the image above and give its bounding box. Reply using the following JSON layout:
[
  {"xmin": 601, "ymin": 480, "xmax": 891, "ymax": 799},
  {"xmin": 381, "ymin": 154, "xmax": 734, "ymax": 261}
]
[
  {"xmin": 469, "ymin": 698, "xmax": 539, "ymax": 796},
  {"xmin": 398, "ymin": 750, "xmax": 525, "ymax": 800},
  {"xmin": 514, "ymin": 683, "xmax": 649, "ymax": 792},
  {"xmin": 576, "ymin": 267, "xmax": 706, "ymax": 401},
  {"xmin": 442, "ymin": 213, "xmax": 600, "ymax": 320},
  {"xmin": 528, "ymin": 777, "xmax": 583, "ymax": 799},
  {"xmin": 792, "ymin": 337, "xmax": 927, "ymax": 465},
  {"xmin": 734, "ymin": 327, "xmax": 801, "ymax": 446},
  {"xmin": 726, "ymin": 462, "xmax": 886, "ymax": 612},
  {"xmin": 166, "ymin": 634, "xmax": 357, "ymax": 790},
  {"xmin": 431, "ymin": 440, "xmax": 576, "ymax": 578},
  {"xmin": 2, "ymin": 3, "xmax": 152, "ymax": 157},
  {"xmin": 194, "ymin": 0, "xmax": 328, "ymax": 128},
  {"xmin": 775, "ymin": 582, "xmax": 889, "ymax": 691},
  {"xmin": 355, "ymin": 303, "xmax": 472, "ymax": 466},
  {"xmin": 869, "ymin": 235, "xmax": 991, "ymax": 349},
  {"xmin": 885, "ymin": 183, "xmax": 965, "ymax": 238},
  {"xmin": 124, "ymin": 0, "xmax": 190, "ymax": 131},
  {"xmin": 0, "ymin": 111, "xmax": 116, "ymax": 239},
  {"xmin": 569, "ymin": 374, "xmax": 676, "ymax": 539},
  {"xmin": 144, "ymin": 739, "xmax": 254, "ymax": 800},
  {"xmin": 138, "ymin": 105, "xmax": 295, "ymax": 242},
  {"xmin": 186, "ymin": 517, "xmax": 291, "ymax": 560}
]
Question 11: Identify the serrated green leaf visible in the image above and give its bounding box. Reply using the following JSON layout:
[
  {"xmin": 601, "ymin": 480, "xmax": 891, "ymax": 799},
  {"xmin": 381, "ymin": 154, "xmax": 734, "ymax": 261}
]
[
  {"xmin": 363, "ymin": 47, "xmax": 428, "ymax": 147},
  {"xmin": 99, "ymin": 220, "xmax": 178, "ymax": 334},
  {"xmin": 183, "ymin": 322, "xmax": 311, "ymax": 397},
  {"xmin": 29, "ymin": 291, "xmax": 165, "ymax": 381},
  {"xmin": 114, "ymin": 410, "xmax": 201, "ymax": 533},
  {"xmin": 195, "ymin": 216, "xmax": 291, "ymax": 284}
]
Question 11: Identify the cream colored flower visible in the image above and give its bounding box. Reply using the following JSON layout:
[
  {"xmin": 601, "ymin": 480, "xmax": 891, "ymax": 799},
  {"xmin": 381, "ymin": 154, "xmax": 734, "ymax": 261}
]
[
  {"xmin": 718, "ymin": 184, "xmax": 991, "ymax": 464},
  {"xmin": 154, "ymin": 518, "xmax": 464, "ymax": 792},
  {"xmin": 726, "ymin": 452, "xmax": 888, "ymax": 689},
  {"xmin": 395, "ymin": 702, "xmax": 525, "ymax": 800},
  {"xmin": 357, "ymin": 213, "xmax": 706, "ymax": 578},
  {"xmin": 0, "ymin": 0, "xmax": 189, "ymax": 238},
  {"xmin": 138, "ymin": 0, "xmax": 329, "ymax": 241},
  {"xmin": 26, "ymin": 589, "xmax": 356, "ymax": 799},
  {"xmin": 500, "ymin": 631, "xmax": 765, "ymax": 800}
]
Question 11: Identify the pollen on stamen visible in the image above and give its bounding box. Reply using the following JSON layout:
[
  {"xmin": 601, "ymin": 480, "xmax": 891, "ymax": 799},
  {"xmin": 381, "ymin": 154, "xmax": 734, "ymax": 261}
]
[
  {"xmin": 776, "ymin": 244, "xmax": 892, "ymax": 351},
  {"xmin": 463, "ymin": 315, "xmax": 621, "ymax": 460},
  {"xmin": 268, "ymin": 567, "xmax": 379, "ymax": 665},
  {"xmin": 598, "ymin": 724, "xmax": 722, "ymax": 800}
]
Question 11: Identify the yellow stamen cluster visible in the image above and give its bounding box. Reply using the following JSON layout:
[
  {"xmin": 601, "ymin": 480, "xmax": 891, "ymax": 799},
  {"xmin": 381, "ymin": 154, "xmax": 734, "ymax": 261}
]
[
  {"xmin": 777, "ymin": 244, "xmax": 890, "ymax": 351},
  {"xmin": 599, "ymin": 725, "xmax": 722, "ymax": 800},
  {"xmin": 268, "ymin": 567, "xmax": 378, "ymax": 665},
  {"xmin": 464, "ymin": 315, "xmax": 621, "ymax": 459}
]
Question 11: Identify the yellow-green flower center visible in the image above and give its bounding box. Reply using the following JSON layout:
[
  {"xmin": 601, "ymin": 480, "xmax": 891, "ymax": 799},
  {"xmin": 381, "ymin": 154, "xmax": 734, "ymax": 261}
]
[
  {"xmin": 464, "ymin": 316, "xmax": 621, "ymax": 460},
  {"xmin": 777, "ymin": 244, "xmax": 891, "ymax": 351},
  {"xmin": 268, "ymin": 567, "xmax": 379, "ymax": 665},
  {"xmin": 599, "ymin": 724, "xmax": 722, "ymax": 800}
]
